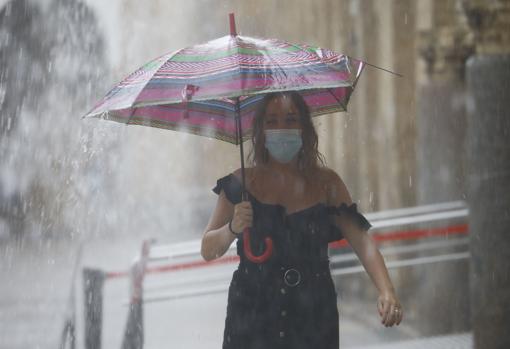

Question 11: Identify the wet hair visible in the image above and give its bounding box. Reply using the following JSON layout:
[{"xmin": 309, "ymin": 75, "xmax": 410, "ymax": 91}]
[{"xmin": 247, "ymin": 91, "xmax": 327, "ymax": 181}]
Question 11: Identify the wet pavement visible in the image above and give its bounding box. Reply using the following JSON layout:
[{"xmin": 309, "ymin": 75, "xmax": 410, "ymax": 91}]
[{"xmin": 0, "ymin": 236, "xmax": 472, "ymax": 349}]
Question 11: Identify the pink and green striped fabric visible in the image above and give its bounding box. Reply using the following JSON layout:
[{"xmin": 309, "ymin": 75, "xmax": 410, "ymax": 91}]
[{"xmin": 84, "ymin": 35, "xmax": 364, "ymax": 144}]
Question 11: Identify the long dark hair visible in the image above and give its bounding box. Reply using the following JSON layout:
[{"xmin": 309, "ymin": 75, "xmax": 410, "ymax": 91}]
[{"xmin": 247, "ymin": 91, "xmax": 327, "ymax": 182}]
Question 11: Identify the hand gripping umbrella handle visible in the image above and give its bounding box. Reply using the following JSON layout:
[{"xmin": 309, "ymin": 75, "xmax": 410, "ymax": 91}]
[{"xmin": 242, "ymin": 227, "xmax": 273, "ymax": 263}]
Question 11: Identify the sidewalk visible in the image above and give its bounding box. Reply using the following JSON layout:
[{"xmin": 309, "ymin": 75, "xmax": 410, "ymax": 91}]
[
  {"xmin": 339, "ymin": 299, "xmax": 472, "ymax": 349},
  {"xmin": 350, "ymin": 332, "xmax": 472, "ymax": 349}
]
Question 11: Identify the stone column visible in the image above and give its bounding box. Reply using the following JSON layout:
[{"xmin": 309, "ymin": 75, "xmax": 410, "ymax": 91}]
[
  {"xmin": 352, "ymin": 0, "xmax": 378, "ymax": 210},
  {"xmin": 393, "ymin": 0, "xmax": 417, "ymax": 208},
  {"xmin": 461, "ymin": 1, "xmax": 510, "ymax": 348},
  {"xmin": 412, "ymin": 0, "xmax": 473, "ymax": 335},
  {"xmin": 415, "ymin": 0, "xmax": 473, "ymax": 206},
  {"xmin": 322, "ymin": 0, "xmax": 350, "ymax": 173}
]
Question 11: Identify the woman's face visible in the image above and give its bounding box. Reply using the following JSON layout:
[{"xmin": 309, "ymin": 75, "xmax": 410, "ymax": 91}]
[{"xmin": 263, "ymin": 94, "xmax": 301, "ymax": 131}]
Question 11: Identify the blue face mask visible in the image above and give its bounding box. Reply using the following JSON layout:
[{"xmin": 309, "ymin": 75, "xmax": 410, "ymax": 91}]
[{"xmin": 264, "ymin": 129, "xmax": 303, "ymax": 163}]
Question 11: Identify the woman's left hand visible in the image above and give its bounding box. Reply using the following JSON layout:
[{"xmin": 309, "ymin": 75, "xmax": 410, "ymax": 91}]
[{"xmin": 377, "ymin": 291, "xmax": 403, "ymax": 327}]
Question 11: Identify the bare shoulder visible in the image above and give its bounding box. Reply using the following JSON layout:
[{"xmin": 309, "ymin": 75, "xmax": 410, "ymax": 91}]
[
  {"xmin": 232, "ymin": 167, "xmax": 257, "ymax": 185},
  {"xmin": 232, "ymin": 167, "xmax": 255, "ymax": 178},
  {"xmin": 317, "ymin": 167, "xmax": 340, "ymax": 186},
  {"xmin": 318, "ymin": 167, "xmax": 353, "ymax": 205}
]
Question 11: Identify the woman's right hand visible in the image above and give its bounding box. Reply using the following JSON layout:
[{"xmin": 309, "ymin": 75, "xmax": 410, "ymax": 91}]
[{"xmin": 230, "ymin": 201, "xmax": 253, "ymax": 234}]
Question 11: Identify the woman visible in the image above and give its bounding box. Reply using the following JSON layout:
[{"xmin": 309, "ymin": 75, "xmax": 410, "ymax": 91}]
[{"xmin": 201, "ymin": 92, "xmax": 403, "ymax": 349}]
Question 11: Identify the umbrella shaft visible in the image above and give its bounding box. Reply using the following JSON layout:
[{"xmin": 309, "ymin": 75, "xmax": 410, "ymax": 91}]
[{"xmin": 235, "ymin": 97, "xmax": 247, "ymax": 201}]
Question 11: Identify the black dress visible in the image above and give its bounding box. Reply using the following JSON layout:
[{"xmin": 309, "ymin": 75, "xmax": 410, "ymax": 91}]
[{"xmin": 212, "ymin": 173, "xmax": 372, "ymax": 349}]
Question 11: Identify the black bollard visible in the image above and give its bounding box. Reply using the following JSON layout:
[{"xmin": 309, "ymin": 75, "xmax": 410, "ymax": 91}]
[
  {"xmin": 121, "ymin": 300, "xmax": 144, "ymax": 349},
  {"xmin": 83, "ymin": 268, "xmax": 105, "ymax": 349},
  {"xmin": 121, "ymin": 241, "xmax": 150, "ymax": 349}
]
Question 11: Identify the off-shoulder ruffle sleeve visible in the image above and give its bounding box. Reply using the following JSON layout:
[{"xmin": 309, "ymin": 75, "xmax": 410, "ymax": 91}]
[
  {"xmin": 327, "ymin": 202, "xmax": 373, "ymax": 231},
  {"xmin": 212, "ymin": 173, "xmax": 243, "ymax": 205}
]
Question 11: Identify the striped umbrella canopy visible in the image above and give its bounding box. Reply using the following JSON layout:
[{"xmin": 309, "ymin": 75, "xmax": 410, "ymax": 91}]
[{"xmin": 84, "ymin": 25, "xmax": 364, "ymax": 145}]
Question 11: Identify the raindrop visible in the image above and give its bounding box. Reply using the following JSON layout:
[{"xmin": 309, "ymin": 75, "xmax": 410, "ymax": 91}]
[
  {"xmin": 5, "ymin": 2, "xmax": 12, "ymax": 17},
  {"xmin": 409, "ymin": 175, "xmax": 412, "ymax": 187}
]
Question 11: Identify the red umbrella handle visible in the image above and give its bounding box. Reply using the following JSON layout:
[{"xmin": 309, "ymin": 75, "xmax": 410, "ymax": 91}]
[{"xmin": 242, "ymin": 227, "xmax": 273, "ymax": 263}]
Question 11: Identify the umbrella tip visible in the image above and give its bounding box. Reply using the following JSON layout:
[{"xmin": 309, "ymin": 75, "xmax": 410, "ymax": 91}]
[{"xmin": 229, "ymin": 13, "xmax": 237, "ymax": 36}]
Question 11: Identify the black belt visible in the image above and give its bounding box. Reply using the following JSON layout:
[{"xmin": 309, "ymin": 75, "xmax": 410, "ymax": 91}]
[{"xmin": 239, "ymin": 260, "xmax": 330, "ymax": 288}]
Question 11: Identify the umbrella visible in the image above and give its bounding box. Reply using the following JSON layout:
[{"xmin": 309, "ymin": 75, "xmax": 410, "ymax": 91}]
[{"xmin": 83, "ymin": 13, "xmax": 365, "ymax": 263}]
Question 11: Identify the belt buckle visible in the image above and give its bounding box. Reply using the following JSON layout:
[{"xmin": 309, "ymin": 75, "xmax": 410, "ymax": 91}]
[{"xmin": 284, "ymin": 268, "xmax": 301, "ymax": 287}]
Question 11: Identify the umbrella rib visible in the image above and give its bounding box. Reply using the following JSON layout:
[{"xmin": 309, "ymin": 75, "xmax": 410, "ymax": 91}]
[
  {"xmin": 326, "ymin": 88, "xmax": 346, "ymax": 111},
  {"xmin": 128, "ymin": 47, "xmax": 188, "ymax": 114},
  {"xmin": 84, "ymin": 49, "xmax": 182, "ymax": 120},
  {"xmin": 126, "ymin": 107, "xmax": 137, "ymax": 126},
  {"xmin": 285, "ymin": 42, "xmax": 324, "ymax": 75},
  {"xmin": 360, "ymin": 60, "xmax": 402, "ymax": 77}
]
